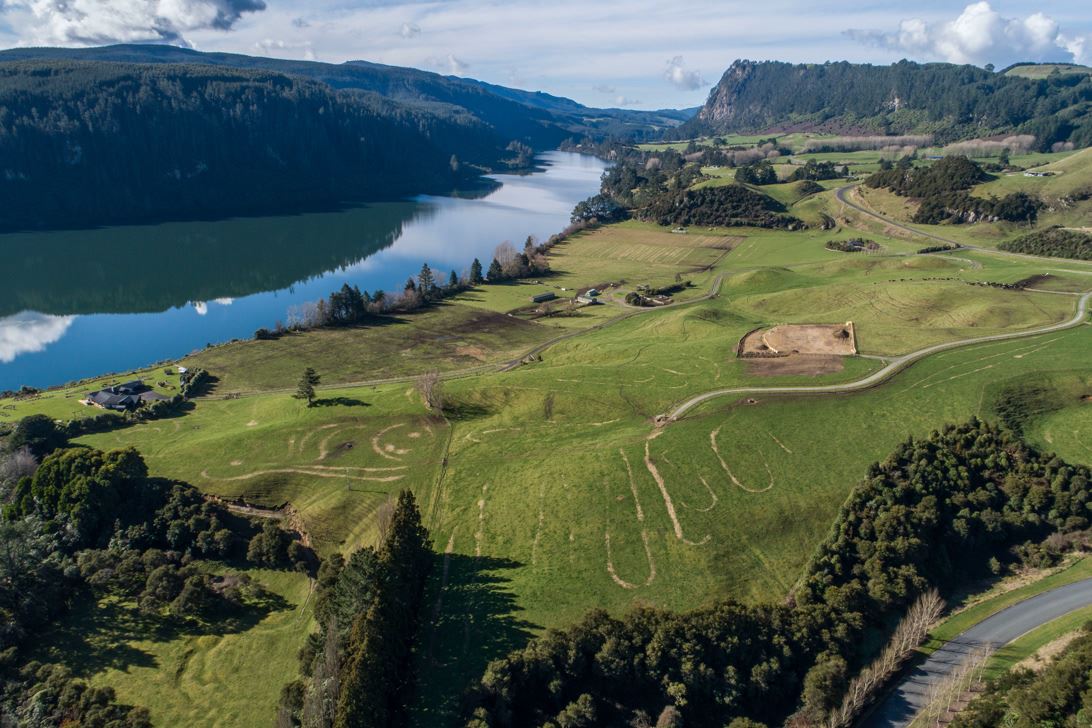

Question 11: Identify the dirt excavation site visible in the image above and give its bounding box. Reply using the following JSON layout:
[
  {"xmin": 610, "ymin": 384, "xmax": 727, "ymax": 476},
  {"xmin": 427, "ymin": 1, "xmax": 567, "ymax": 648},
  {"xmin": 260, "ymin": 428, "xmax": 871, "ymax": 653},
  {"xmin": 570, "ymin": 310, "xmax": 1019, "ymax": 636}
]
[{"xmin": 738, "ymin": 323, "xmax": 858, "ymax": 376}]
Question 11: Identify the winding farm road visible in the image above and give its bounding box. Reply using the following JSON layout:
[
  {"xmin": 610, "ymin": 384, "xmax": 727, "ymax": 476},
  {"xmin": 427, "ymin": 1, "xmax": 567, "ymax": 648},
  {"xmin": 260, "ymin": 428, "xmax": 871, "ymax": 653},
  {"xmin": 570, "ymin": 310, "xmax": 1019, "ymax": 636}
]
[
  {"xmin": 862, "ymin": 578, "xmax": 1092, "ymax": 728},
  {"xmin": 662, "ymin": 187, "xmax": 1092, "ymax": 420},
  {"xmin": 664, "ymin": 289, "xmax": 1090, "ymax": 420}
]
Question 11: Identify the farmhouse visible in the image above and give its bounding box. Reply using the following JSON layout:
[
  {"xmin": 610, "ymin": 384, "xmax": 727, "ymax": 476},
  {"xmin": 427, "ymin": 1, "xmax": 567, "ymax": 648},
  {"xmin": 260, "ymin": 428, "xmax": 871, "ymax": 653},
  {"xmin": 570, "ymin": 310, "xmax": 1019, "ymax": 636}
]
[
  {"xmin": 530, "ymin": 291, "xmax": 557, "ymax": 304},
  {"xmin": 85, "ymin": 380, "xmax": 168, "ymax": 411}
]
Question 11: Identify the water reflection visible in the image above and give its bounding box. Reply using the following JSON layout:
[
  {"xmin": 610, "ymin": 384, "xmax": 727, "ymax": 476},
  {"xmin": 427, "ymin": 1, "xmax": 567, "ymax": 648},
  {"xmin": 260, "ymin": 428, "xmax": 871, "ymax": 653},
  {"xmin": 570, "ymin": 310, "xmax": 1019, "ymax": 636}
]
[
  {"xmin": 0, "ymin": 312, "xmax": 75, "ymax": 364},
  {"xmin": 0, "ymin": 152, "xmax": 606, "ymax": 389}
]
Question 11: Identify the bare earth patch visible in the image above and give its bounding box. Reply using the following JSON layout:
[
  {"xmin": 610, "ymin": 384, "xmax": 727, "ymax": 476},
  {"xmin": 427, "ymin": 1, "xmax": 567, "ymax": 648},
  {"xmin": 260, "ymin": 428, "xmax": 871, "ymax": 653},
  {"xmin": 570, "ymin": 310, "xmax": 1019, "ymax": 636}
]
[
  {"xmin": 738, "ymin": 322, "xmax": 855, "ymax": 377},
  {"xmin": 740, "ymin": 323, "xmax": 857, "ymax": 357},
  {"xmin": 746, "ymin": 354, "xmax": 846, "ymax": 377}
]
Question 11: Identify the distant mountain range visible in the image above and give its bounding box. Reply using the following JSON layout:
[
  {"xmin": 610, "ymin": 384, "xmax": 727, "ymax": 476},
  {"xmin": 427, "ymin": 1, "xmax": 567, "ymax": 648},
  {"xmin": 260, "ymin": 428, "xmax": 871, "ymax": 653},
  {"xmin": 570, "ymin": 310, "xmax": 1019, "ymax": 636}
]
[
  {"xmin": 677, "ymin": 59, "xmax": 1092, "ymax": 149},
  {"xmin": 0, "ymin": 44, "xmax": 693, "ymax": 231}
]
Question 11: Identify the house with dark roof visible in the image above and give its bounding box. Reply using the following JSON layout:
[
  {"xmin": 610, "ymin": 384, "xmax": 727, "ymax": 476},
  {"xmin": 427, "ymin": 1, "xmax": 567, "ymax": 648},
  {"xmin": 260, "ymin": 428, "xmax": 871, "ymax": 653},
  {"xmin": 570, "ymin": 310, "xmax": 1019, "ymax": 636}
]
[{"xmin": 85, "ymin": 380, "xmax": 168, "ymax": 411}]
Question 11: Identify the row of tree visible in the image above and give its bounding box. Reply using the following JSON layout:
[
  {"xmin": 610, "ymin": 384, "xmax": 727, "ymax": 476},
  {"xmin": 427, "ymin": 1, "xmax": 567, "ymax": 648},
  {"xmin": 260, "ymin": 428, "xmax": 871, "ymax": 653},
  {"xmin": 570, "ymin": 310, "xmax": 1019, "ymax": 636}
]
[{"xmin": 261, "ymin": 240, "xmax": 552, "ymax": 339}]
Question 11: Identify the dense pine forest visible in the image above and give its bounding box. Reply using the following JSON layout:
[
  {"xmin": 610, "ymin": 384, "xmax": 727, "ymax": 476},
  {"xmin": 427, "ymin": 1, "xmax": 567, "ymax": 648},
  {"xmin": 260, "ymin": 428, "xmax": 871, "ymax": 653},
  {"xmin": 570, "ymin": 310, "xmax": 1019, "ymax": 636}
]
[
  {"xmin": 680, "ymin": 59, "xmax": 1092, "ymax": 147},
  {"xmin": 0, "ymin": 61, "xmax": 509, "ymax": 230}
]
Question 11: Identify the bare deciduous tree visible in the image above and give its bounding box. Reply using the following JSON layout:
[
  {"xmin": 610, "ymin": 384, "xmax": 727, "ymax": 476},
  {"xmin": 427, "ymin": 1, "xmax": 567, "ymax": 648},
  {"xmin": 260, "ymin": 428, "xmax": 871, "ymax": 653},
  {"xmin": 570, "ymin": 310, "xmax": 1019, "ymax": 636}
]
[
  {"xmin": 300, "ymin": 617, "xmax": 342, "ymax": 728},
  {"xmin": 416, "ymin": 371, "xmax": 444, "ymax": 415},
  {"xmin": 826, "ymin": 589, "xmax": 945, "ymax": 728},
  {"xmin": 918, "ymin": 644, "xmax": 993, "ymax": 727},
  {"xmin": 0, "ymin": 446, "xmax": 37, "ymax": 483}
]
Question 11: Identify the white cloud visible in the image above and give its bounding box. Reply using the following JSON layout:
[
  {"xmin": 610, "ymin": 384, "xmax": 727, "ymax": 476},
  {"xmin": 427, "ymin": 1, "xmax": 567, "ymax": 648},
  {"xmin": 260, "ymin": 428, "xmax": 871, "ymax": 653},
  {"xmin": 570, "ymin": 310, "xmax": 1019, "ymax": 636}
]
[
  {"xmin": 663, "ymin": 55, "xmax": 706, "ymax": 90},
  {"xmin": 846, "ymin": 2, "xmax": 1089, "ymax": 66},
  {"xmin": 0, "ymin": 312, "xmax": 74, "ymax": 363},
  {"xmin": 399, "ymin": 21, "xmax": 419, "ymax": 38},
  {"xmin": 426, "ymin": 52, "xmax": 468, "ymax": 75},
  {"xmin": 255, "ymin": 37, "xmax": 314, "ymax": 60},
  {"xmin": 2, "ymin": 0, "xmax": 266, "ymax": 46},
  {"xmin": 614, "ymin": 95, "xmax": 641, "ymax": 107},
  {"xmin": 592, "ymin": 84, "xmax": 616, "ymax": 95}
]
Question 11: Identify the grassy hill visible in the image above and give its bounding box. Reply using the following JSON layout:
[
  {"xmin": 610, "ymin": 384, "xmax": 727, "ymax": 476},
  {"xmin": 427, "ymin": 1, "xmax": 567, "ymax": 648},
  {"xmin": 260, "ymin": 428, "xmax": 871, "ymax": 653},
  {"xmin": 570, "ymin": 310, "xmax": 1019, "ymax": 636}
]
[
  {"xmin": 1004, "ymin": 63, "xmax": 1092, "ymax": 79},
  {"xmin": 8, "ymin": 203, "xmax": 1091, "ymax": 724}
]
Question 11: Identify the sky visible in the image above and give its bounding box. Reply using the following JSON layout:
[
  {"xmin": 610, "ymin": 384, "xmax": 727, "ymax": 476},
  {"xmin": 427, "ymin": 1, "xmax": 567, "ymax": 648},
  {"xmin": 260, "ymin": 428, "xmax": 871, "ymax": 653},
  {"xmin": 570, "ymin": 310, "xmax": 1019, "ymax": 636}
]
[{"xmin": 0, "ymin": 1, "xmax": 1090, "ymax": 109}]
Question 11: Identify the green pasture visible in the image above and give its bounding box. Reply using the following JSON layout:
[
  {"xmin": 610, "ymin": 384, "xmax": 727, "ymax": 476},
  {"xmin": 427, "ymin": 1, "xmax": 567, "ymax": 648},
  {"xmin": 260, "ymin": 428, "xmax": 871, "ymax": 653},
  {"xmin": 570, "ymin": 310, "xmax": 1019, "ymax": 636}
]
[
  {"xmin": 31, "ymin": 568, "xmax": 312, "ymax": 728},
  {"xmin": 12, "ymin": 183, "xmax": 1092, "ymax": 726},
  {"xmin": 78, "ymin": 385, "xmax": 448, "ymax": 554},
  {"xmin": 1, "ymin": 366, "xmax": 185, "ymax": 423}
]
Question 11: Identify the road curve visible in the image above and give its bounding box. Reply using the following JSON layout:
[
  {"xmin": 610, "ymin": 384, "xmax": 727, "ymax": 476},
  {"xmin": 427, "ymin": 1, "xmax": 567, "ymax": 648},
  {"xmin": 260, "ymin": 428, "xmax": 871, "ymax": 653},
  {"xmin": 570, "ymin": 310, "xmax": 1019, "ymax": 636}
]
[
  {"xmin": 835, "ymin": 185, "xmax": 1092, "ymax": 267},
  {"xmin": 862, "ymin": 577, "xmax": 1092, "ymax": 728},
  {"xmin": 664, "ymin": 290, "xmax": 1091, "ymax": 420}
]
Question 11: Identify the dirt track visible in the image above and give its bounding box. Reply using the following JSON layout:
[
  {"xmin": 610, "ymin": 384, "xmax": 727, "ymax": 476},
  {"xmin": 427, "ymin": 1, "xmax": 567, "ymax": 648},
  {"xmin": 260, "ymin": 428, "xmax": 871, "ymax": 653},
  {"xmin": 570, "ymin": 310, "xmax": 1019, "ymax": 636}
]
[{"xmin": 666, "ymin": 290, "xmax": 1091, "ymax": 421}]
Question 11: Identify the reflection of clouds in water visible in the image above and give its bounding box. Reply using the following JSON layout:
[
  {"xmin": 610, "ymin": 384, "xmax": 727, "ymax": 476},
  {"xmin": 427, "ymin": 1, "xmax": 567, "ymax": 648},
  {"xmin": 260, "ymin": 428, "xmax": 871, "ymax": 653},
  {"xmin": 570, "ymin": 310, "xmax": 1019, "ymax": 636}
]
[
  {"xmin": 0, "ymin": 312, "xmax": 75, "ymax": 363},
  {"xmin": 193, "ymin": 298, "xmax": 234, "ymax": 315}
]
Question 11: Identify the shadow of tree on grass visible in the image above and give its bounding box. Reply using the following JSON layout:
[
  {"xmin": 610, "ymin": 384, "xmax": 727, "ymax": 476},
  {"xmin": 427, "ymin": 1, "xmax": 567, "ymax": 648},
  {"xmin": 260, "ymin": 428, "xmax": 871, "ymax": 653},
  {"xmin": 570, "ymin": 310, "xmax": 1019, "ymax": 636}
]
[
  {"xmin": 414, "ymin": 553, "xmax": 538, "ymax": 725},
  {"xmin": 32, "ymin": 583, "xmax": 291, "ymax": 679}
]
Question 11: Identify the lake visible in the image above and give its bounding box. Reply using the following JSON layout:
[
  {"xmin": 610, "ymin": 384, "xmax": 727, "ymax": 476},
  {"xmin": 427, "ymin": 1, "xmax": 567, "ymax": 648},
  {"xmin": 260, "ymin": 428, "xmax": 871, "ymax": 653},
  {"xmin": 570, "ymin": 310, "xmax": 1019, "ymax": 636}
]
[{"xmin": 0, "ymin": 152, "xmax": 607, "ymax": 391}]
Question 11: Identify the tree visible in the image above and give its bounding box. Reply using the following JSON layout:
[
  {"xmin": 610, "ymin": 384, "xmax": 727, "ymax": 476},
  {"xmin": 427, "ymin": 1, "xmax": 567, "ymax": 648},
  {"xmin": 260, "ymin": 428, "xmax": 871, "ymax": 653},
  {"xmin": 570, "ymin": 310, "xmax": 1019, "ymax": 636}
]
[
  {"xmin": 417, "ymin": 263, "xmax": 437, "ymax": 301},
  {"xmin": 448, "ymin": 270, "xmax": 459, "ymax": 289},
  {"xmin": 486, "ymin": 258, "xmax": 504, "ymax": 282},
  {"xmin": 416, "ymin": 371, "xmax": 444, "ymax": 414},
  {"xmin": 0, "ymin": 447, "xmax": 37, "ymax": 484},
  {"xmin": 469, "ymin": 258, "xmax": 484, "ymax": 284},
  {"xmin": 247, "ymin": 521, "xmax": 291, "ymax": 566},
  {"xmin": 571, "ymin": 194, "xmax": 627, "ymax": 223},
  {"xmin": 8, "ymin": 414, "xmax": 67, "ymax": 459},
  {"xmin": 294, "ymin": 368, "xmax": 321, "ymax": 407},
  {"xmin": 335, "ymin": 491, "xmax": 432, "ymax": 728}
]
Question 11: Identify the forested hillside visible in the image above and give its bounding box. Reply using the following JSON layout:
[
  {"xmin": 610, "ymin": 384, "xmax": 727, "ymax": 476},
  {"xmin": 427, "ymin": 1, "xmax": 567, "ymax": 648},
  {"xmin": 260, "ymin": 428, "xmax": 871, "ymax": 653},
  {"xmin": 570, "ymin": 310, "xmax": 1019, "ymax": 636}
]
[
  {"xmin": 0, "ymin": 61, "xmax": 501, "ymax": 230},
  {"xmin": 679, "ymin": 59, "xmax": 1092, "ymax": 148},
  {"xmin": 0, "ymin": 44, "xmax": 690, "ymax": 146}
]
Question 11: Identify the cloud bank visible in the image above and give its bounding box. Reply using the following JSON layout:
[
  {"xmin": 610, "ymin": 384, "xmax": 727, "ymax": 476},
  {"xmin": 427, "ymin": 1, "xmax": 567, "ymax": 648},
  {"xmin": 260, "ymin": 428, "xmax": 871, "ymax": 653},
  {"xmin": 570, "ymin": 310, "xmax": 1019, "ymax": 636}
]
[
  {"xmin": 846, "ymin": 2, "xmax": 1091, "ymax": 66},
  {"xmin": 3, "ymin": 0, "xmax": 266, "ymax": 45}
]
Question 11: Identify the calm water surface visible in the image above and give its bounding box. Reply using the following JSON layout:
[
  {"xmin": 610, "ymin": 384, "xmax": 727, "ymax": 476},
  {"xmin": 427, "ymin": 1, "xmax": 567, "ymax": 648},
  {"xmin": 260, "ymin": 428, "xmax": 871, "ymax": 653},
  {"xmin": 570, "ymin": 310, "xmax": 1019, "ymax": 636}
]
[{"xmin": 0, "ymin": 152, "xmax": 607, "ymax": 390}]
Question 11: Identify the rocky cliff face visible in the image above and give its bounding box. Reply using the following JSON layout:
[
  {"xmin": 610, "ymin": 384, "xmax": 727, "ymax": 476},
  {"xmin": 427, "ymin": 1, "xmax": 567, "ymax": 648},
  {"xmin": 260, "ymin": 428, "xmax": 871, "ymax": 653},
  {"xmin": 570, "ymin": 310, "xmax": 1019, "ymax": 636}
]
[{"xmin": 695, "ymin": 60, "xmax": 755, "ymax": 128}]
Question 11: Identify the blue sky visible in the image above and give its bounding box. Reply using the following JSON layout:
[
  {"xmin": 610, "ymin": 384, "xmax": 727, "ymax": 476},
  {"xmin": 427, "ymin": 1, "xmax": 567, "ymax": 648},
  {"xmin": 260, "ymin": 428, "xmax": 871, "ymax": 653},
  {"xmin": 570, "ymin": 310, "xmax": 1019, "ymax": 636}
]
[{"xmin": 1, "ymin": 1, "xmax": 1090, "ymax": 108}]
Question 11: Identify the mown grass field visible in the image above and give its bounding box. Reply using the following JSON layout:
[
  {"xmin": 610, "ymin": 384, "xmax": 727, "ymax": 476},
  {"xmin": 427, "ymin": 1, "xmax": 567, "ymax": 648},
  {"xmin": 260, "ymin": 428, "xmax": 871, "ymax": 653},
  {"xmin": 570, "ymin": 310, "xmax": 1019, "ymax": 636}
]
[{"xmin": 14, "ymin": 174, "xmax": 1091, "ymax": 726}]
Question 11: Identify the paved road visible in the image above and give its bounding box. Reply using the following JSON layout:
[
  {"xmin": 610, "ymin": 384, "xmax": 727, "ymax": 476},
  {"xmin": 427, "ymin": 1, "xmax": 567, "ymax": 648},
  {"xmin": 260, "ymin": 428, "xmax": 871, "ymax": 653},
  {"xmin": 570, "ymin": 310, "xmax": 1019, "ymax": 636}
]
[
  {"xmin": 862, "ymin": 578, "xmax": 1092, "ymax": 727},
  {"xmin": 664, "ymin": 289, "xmax": 1090, "ymax": 420}
]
